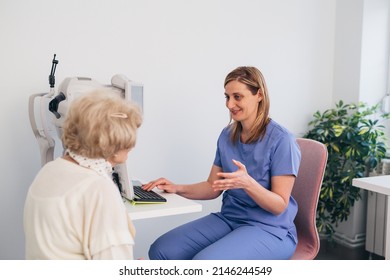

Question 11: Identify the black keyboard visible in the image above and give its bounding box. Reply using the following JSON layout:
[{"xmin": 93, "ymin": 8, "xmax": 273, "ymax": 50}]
[{"xmin": 133, "ymin": 185, "xmax": 167, "ymax": 203}]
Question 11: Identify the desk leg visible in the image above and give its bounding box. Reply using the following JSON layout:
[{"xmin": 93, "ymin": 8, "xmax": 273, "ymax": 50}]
[{"xmin": 385, "ymin": 195, "xmax": 390, "ymax": 260}]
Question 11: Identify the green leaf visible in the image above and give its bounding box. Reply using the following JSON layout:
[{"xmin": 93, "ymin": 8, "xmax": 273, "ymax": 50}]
[{"xmin": 358, "ymin": 128, "xmax": 369, "ymax": 135}]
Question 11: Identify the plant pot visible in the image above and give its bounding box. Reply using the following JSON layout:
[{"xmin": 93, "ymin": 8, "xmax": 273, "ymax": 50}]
[{"xmin": 333, "ymin": 189, "xmax": 367, "ymax": 248}]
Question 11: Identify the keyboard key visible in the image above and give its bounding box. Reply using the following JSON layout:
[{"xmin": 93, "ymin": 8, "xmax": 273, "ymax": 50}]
[{"xmin": 133, "ymin": 186, "xmax": 167, "ymax": 203}]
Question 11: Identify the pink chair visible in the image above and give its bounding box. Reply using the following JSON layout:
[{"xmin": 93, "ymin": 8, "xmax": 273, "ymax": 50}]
[{"xmin": 289, "ymin": 138, "xmax": 328, "ymax": 260}]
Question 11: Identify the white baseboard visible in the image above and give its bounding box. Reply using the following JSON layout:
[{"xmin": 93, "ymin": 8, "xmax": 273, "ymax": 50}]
[{"xmin": 332, "ymin": 232, "xmax": 366, "ymax": 248}]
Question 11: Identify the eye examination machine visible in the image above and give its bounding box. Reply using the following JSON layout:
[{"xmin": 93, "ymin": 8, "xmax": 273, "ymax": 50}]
[{"xmin": 27, "ymin": 55, "xmax": 164, "ymax": 203}]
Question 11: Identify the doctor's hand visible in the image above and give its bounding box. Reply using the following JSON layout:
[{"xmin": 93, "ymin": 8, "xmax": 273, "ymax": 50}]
[
  {"xmin": 212, "ymin": 159, "xmax": 254, "ymax": 191},
  {"xmin": 142, "ymin": 177, "xmax": 177, "ymax": 193}
]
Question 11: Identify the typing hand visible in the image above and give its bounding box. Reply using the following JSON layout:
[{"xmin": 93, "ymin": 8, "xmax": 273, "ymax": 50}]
[{"xmin": 142, "ymin": 177, "xmax": 176, "ymax": 193}]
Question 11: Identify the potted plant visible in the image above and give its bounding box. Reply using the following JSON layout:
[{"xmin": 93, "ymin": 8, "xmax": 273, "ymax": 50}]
[{"xmin": 304, "ymin": 100, "xmax": 389, "ymax": 240}]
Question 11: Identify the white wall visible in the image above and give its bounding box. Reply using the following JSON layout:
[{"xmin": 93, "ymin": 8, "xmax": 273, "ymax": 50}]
[
  {"xmin": 0, "ymin": 0, "xmax": 339, "ymax": 259},
  {"xmin": 333, "ymin": 0, "xmax": 390, "ymax": 105},
  {"xmin": 333, "ymin": 0, "xmax": 364, "ymax": 104},
  {"xmin": 360, "ymin": 0, "xmax": 390, "ymax": 104}
]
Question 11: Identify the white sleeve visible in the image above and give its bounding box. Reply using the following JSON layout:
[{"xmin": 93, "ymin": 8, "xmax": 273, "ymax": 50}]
[
  {"xmin": 92, "ymin": 244, "xmax": 134, "ymax": 260},
  {"xmin": 85, "ymin": 178, "xmax": 135, "ymax": 259}
]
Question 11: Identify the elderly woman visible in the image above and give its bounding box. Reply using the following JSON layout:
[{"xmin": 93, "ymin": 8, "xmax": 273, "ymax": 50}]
[{"xmin": 24, "ymin": 89, "xmax": 142, "ymax": 259}]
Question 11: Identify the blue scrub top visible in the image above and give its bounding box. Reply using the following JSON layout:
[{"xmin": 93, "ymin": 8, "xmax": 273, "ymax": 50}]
[{"xmin": 213, "ymin": 119, "xmax": 301, "ymax": 241}]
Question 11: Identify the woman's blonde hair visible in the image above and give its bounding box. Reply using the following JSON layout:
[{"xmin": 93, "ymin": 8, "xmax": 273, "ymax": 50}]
[
  {"xmin": 62, "ymin": 89, "xmax": 142, "ymax": 159},
  {"xmin": 224, "ymin": 66, "xmax": 270, "ymax": 144}
]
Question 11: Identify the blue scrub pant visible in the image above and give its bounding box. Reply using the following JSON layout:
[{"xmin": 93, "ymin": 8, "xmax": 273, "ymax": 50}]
[{"xmin": 148, "ymin": 213, "xmax": 296, "ymax": 260}]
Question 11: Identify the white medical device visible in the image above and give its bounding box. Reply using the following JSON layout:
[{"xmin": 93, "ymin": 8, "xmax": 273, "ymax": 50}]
[
  {"xmin": 48, "ymin": 75, "xmax": 144, "ymax": 146},
  {"xmin": 28, "ymin": 55, "xmax": 144, "ymax": 200}
]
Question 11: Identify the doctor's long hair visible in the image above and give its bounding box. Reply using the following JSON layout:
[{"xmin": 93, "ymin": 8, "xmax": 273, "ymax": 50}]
[{"xmin": 224, "ymin": 66, "xmax": 270, "ymax": 144}]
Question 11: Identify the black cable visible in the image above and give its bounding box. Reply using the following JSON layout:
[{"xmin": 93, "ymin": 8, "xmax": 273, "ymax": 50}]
[{"xmin": 48, "ymin": 54, "xmax": 59, "ymax": 88}]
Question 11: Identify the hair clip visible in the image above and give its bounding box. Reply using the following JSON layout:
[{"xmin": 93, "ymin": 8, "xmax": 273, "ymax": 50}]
[{"xmin": 110, "ymin": 113, "xmax": 128, "ymax": 119}]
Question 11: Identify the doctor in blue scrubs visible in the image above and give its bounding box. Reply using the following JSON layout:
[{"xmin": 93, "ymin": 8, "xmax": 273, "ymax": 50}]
[{"xmin": 144, "ymin": 66, "xmax": 301, "ymax": 260}]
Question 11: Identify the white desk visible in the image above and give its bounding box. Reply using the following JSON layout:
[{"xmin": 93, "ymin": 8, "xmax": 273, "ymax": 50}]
[
  {"xmin": 352, "ymin": 175, "xmax": 390, "ymax": 259},
  {"xmin": 125, "ymin": 191, "xmax": 202, "ymax": 220}
]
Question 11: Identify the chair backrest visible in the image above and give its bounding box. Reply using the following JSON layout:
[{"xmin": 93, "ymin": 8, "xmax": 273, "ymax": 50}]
[{"xmin": 289, "ymin": 138, "xmax": 328, "ymax": 260}]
